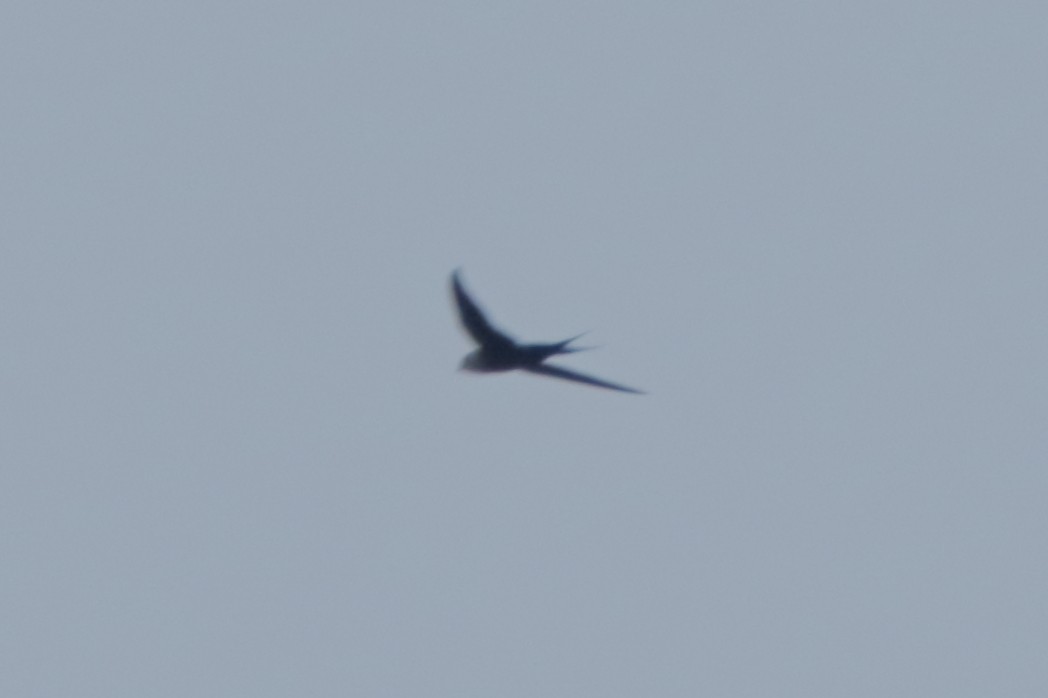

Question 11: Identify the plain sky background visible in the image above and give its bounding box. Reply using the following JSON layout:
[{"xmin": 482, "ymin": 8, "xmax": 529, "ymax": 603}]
[{"xmin": 2, "ymin": 2, "xmax": 1046, "ymax": 696}]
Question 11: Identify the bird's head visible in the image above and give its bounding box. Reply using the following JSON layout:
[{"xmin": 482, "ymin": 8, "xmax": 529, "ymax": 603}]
[{"xmin": 459, "ymin": 350, "xmax": 486, "ymax": 372}]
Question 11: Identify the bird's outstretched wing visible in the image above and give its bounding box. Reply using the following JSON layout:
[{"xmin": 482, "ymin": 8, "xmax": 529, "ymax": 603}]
[
  {"xmin": 451, "ymin": 270, "xmax": 515, "ymax": 349},
  {"xmin": 524, "ymin": 363, "xmax": 645, "ymax": 394}
]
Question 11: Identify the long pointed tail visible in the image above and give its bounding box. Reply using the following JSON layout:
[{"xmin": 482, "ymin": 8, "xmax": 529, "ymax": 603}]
[
  {"xmin": 540, "ymin": 333, "xmax": 598, "ymax": 359},
  {"xmin": 554, "ymin": 332, "xmax": 594, "ymax": 354},
  {"xmin": 521, "ymin": 334, "xmax": 594, "ymax": 364}
]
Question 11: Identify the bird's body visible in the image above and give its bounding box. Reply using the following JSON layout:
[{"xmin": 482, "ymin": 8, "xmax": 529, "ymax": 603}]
[
  {"xmin": 451, "ymin": 270, "xmax": 643, "ymax": 394},
  {"xmin": 460, "ymin": 335, "xmax": 581, "ymax": 372}
]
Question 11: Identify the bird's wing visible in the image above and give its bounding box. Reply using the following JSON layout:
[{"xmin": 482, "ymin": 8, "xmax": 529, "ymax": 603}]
[
  {"xmin": 523, "ymin": 363, "xmax": 645, "ymax": 394},
  {"xmin": 451, "ymin": 270, "xmax": 515, "ymax": 349}
]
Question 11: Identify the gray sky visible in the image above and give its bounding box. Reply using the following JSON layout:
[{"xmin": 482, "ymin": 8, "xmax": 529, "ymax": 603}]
[{"xmin": 3, "ymin": 2, "xmax": 1046, "ymax": 696}]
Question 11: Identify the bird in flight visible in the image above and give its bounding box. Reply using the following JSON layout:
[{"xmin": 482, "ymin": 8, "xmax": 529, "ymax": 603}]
[{"xmin": 451, "ymin": 269, "xmax": 644, "ymax": 394}]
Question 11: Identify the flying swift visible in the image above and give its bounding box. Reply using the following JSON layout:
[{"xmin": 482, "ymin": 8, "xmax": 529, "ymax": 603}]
[{"xmin": 451, "ymin": 269, "xmax": 644, "ymax": 394}]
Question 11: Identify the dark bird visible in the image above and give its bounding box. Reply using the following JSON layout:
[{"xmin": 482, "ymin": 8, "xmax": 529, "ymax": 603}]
[{"xmin": 451, "ymin": 269, "xmax": 644, "ymax": 394}]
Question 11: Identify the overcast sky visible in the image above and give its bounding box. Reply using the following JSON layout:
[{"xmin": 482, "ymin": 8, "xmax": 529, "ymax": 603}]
[{"xmin": 2, "ymin": 2, "xmax": 1046, "ymax": 696}]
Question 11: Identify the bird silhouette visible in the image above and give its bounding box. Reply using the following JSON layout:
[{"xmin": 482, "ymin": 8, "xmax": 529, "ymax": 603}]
[{"xmin": 451, "ymin": 269, "xmax": 644, "ymax": 394}]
